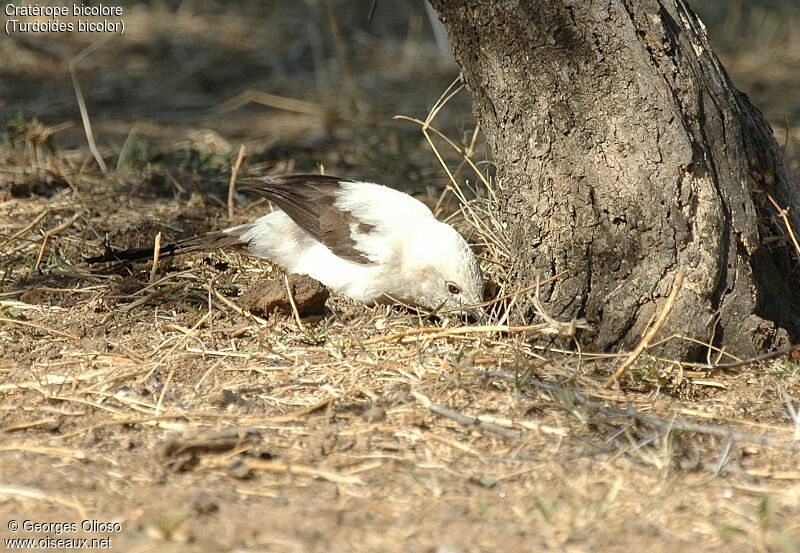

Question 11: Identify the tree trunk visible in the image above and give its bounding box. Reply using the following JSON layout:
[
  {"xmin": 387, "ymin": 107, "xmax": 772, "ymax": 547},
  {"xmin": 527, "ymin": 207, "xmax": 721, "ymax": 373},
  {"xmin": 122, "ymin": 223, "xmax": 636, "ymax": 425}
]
[{"xmin": 430, "ymin": 0, "xmax": 800, "ymax": 359}]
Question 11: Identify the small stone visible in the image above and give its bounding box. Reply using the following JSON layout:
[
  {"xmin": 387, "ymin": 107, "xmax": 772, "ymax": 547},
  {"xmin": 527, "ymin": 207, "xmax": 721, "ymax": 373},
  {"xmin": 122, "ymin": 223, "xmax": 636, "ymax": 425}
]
[{"xmin": 362, "ymin": 405, "xmax": 386, "ymax": 423}]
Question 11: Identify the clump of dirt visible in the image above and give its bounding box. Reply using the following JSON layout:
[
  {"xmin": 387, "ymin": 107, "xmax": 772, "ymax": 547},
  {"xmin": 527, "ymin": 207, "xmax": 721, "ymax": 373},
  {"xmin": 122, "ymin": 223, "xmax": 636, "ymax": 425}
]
[{"xmin": 237, "ymin": 273, "xmax": 329, "ymax": 318}]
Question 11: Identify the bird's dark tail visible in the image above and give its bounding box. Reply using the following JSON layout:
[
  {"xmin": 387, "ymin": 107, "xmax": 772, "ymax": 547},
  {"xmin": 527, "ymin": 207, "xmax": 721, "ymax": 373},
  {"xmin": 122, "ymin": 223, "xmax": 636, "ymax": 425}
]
[{"xmin": 84, "ymin": 231, "xmax": 246, "ymax": 265}]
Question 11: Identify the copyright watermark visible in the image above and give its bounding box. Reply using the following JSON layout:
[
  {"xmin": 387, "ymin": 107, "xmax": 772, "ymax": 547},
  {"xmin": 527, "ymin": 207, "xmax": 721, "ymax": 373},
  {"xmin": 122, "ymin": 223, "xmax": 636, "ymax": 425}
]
[
  {"xmin": 4, "ymin": 3, "xmax": 126, "ymax": 35},
  {"xmin": 4, "ymin": 519, "xmax": 119, "ymax": 549}
]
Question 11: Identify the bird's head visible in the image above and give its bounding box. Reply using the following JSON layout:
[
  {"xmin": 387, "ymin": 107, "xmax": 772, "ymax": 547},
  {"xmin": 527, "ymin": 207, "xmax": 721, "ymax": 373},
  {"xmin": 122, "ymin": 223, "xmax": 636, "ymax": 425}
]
[{"xmin": 406, "ymin": 222, "xmax": 485, "ymax": 321}]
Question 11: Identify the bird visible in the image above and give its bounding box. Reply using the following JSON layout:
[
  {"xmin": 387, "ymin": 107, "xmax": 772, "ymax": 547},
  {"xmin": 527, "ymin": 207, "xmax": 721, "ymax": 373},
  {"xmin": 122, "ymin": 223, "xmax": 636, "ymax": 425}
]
[{"xmin": 88, "ymin": 174, "xmax": 485, "ymax": 320}]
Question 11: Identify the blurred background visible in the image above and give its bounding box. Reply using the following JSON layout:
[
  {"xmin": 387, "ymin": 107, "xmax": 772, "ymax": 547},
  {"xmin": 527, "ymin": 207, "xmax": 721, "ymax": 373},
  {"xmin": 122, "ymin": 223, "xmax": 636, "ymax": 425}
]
[{"xmin": 0, "ymin": 0, "xmax": 798, "ymax": 191}]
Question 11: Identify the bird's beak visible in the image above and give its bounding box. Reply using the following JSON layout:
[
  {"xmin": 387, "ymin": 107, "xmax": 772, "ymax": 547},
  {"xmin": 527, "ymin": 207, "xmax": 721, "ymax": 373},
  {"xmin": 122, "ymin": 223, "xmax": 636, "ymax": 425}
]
[{"xmin": 466, "ymin": 307, "xmax": 488, "ymax": 324}]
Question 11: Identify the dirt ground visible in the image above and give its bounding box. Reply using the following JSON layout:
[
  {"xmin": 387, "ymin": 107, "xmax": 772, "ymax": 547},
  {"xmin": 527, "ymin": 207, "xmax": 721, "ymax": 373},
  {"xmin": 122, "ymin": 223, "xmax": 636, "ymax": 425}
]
[{"xmin": 1, "ymin": 2, "xmax": 800, "ymax": 552}]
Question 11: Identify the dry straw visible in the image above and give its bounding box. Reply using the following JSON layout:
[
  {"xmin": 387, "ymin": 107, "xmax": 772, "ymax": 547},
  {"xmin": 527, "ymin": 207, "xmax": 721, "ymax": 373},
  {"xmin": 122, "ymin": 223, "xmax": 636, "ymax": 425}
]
[{"xmin": 1, "ymin": 62, "xmax": 800, "ymax": 543}]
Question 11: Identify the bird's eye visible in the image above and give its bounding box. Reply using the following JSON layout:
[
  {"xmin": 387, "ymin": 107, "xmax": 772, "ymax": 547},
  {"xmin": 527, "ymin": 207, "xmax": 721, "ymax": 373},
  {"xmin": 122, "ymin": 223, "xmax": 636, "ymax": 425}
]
[{"xmin": 447, "ymin": 283, "xmax": 460, "ymax": 295}]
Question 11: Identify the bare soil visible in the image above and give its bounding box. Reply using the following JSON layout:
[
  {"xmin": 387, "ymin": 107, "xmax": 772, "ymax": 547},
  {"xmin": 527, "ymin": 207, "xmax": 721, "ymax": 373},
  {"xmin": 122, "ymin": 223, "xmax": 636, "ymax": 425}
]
[{"xmin": 1, "ymin": 2, "xmax": 800, "ymax": 552}]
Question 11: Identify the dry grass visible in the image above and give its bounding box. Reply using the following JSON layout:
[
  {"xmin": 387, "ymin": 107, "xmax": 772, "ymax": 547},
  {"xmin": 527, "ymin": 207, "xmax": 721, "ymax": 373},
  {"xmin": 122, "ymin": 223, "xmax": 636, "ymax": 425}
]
[
  {"xmin": 2, "ymin": 94, "xmax": 799, "ymax": 553},
  {"xmin": 2, "ymin": 2, "xmax": 800, "ymax": 552}
]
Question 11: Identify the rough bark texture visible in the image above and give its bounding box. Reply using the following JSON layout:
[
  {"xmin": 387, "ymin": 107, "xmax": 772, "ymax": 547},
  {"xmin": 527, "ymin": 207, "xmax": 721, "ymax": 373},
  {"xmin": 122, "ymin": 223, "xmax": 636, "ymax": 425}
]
[{"xmin": 430, "ymin": 0, "xmax": 800, "ymax": 359}]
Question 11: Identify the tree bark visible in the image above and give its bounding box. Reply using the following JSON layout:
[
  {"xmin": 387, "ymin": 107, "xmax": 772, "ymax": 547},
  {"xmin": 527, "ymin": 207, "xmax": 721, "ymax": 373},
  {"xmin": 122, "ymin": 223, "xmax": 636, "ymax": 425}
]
[{"xmin": 429, "ymin": 0, "xmax": 800, "ymax": 359}]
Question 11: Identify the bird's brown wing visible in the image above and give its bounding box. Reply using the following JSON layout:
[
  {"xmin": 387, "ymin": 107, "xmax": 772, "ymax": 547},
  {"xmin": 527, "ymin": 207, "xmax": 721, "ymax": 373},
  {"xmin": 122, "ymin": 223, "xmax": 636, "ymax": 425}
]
[{"xmin": 239, "ymin": 174, "xmax": 375, "ymax": 265}]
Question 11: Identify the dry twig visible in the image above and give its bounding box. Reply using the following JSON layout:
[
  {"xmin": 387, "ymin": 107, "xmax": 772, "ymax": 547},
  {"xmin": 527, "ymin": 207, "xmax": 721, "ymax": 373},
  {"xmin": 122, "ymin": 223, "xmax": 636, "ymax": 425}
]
[
  {"xmin": 149, "ymin": 231, "xmax": 162, "ymax": 284},
  {"xmin": 69, "ymin": 37, "xmax": 113, "ymax": 173},
  {"xmin": 605, "ymin": 267, "xmax": 684, "ymax": 387},
  {"xmin": 0, "ymin": 209, "xmax": 48, "ymax": 250},
  {"xmin": 228, "ymin": 144, "xmax": 247, "ymax": 219},
  {"xmin": 480, "ymin": 368, "xmax": 800, "ymax": 453},
  {"xmin": 412, "ymin": 391, "xmax": 522, "ymax": 441}
]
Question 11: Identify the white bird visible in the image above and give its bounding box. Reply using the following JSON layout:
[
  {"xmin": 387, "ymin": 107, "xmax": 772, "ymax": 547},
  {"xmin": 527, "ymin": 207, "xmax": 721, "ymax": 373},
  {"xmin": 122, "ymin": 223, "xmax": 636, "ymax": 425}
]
[{"xmin": 89, "ymin": 174, "xmax": 485, "ymax": 319}]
